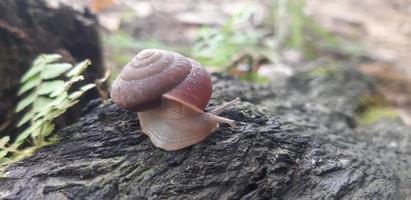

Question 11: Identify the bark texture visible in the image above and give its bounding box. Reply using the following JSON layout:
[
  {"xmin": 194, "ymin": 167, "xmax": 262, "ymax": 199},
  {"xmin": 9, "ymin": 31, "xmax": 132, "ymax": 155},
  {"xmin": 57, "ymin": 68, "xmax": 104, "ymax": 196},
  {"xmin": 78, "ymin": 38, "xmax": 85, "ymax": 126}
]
[
  {"xmin": 0, "ymin": 66, "xmax": 410, "ymax": 200},
  {"xmin": 0, "ymin": 0, "xmax": 103, "ymax": 137}
]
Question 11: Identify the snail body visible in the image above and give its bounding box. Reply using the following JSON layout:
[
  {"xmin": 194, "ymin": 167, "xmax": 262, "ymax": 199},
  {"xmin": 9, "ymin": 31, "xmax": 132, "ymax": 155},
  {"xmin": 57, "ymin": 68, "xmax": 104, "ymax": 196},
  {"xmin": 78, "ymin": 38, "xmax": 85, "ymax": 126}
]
[{"xmin": 111, "ymin": 49, "xmax": 238, "ymax": 151}]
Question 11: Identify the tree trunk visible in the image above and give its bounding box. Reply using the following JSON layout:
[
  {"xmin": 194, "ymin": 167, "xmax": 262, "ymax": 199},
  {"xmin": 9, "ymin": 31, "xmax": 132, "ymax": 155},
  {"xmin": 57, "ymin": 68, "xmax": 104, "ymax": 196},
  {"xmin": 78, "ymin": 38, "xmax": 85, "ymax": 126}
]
[{"xmin": 0, "ymin": 66, "xmax": 410, "ymax": 199}]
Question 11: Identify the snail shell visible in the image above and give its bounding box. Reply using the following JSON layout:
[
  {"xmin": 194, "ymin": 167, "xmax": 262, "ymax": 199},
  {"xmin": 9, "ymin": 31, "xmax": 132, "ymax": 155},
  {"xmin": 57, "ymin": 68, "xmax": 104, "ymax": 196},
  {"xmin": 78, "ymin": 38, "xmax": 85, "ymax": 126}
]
[
  {"xmin": 111, "ymin": 49, "xmax": 212, "ymax": 112},
  {"xmin": 111, "ymin": 49, "xmax": 236, "ymax": 151}
]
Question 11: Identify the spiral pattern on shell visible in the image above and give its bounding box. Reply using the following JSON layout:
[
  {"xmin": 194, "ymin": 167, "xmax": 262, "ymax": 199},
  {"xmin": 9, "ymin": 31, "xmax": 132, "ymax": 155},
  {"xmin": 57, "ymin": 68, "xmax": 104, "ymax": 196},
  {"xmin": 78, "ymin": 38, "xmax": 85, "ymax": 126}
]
[{"xmin": 111, "ymin": 49, "xmax": 212, "ymax": 112}]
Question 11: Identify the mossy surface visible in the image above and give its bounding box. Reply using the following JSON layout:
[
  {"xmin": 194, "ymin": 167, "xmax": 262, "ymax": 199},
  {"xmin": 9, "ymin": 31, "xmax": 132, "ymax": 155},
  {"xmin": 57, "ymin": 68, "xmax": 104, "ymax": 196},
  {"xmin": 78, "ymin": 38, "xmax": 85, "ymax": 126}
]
[
  {"xmin": 355, "ymin": 94, "xmax": 399, "ymax": 125},
  {"xmin": 307, "ymin": 66, "xmax": 338, "ymax": 77}
]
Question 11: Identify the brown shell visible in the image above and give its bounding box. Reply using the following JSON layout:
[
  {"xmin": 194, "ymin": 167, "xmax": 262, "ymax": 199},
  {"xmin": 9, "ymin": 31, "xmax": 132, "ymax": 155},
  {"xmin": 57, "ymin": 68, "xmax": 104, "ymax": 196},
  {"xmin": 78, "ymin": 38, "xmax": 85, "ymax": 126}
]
[{"xmin": 110, "ymin": 49, "xmax": 212, "ymax": 112}]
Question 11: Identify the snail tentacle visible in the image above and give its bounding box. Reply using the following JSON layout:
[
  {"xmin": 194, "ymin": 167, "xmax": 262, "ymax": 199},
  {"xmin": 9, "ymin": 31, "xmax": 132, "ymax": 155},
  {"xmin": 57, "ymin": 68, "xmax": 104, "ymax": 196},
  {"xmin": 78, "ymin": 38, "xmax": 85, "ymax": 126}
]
[{"xmin": 210, "ymin": 98, "xmax": 240, "ymax": 115}]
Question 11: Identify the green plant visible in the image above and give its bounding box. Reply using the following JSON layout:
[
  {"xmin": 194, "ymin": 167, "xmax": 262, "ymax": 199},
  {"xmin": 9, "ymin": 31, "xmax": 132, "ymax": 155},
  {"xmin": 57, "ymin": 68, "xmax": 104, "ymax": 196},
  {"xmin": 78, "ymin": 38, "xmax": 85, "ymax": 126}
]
[
  {"xmin": 356, "ymin": 95, "xmax": 399, "ymax": 125},
  {"xmin": 192, "ymin": 7, "xmax": 263, "ymax": 67},
  {"xmin": 0, "ymin": 54, "xmax": 95, "ymax": 169},
  {"xmin": 307, "ymin": 66, "xmax": 338, "ymax": 77},
  {"xmin": 357, "ymin": 106, "xmax": 398, "ymax": 125},
  {"xmin": 192, "ymin": 0, "xmax": 344, "ymax": 71}
]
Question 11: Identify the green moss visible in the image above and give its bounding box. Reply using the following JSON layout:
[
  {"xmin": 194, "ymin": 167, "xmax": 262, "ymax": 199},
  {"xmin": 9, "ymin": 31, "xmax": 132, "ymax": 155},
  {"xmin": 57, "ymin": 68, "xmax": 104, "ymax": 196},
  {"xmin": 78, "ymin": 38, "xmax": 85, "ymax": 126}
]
[
  {"xmin": 104, "ymin": 32, "xmax": 137, "ymax": 50},
  {"xmin": 240, "ymin": 72, "xmax": 270, "ymax": 84},
  {"xmin": 111, "ymin": 53, "xmax": 132, "ymax": 67},
  {"xmin": 357, "ymin": 106, "xmax": 398, "ymax": 125},
  {"xmin": 356, "ymin": 94, "xmax": 399, "ymax": 125},
  {"xmin": 307, "ymin": 67, "xmax": 337, "ymax": 77}
]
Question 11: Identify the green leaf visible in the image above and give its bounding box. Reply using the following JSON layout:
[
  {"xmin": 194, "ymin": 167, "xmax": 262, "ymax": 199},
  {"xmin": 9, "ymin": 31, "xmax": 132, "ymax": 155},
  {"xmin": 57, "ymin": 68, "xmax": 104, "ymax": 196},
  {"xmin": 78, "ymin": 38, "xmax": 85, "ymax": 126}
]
[
  {"xmin": 68, "ymin": 91, "xmax": 83, "ymax": 100},
  {"xmin": 15, "ymin": 93, "xmax": 35, "ymax": 113},
  {"xmin": 50, "ymin": 76, "xmax": 84, "ymax": 98},
  {"xmin": 51, "ymin": 92, "xmax": 68, "ymax": 107},
  {"xmin": 18, "ymin": 76, "xmax": 41, "ymax": 95},
  {"xmin": 38, "ymin": 80, "xmax": 65, "ymax": 95},
  {"xmin": 41, "ymin": 63, "xmax": 72, "ymax": 79},
  {"xmin": 59, "ymin": 76, "xmax": 86, "ymax": 97},
  {"xmin": 51, "ymin": 99, "xmax": 79, "ymax": 118},
  {"xmin": 32, "ymin": 126, "xmax": 42, "ymax": 137},
  {"xmin": 34, "ymin": 93, "xmax": 68, "ymax": 120},
  {"xmin": 68, "ymin": 84, "xmax": 96, "ymax": 100},
  {"xmin": 59, "ymin": 99, "xmax": 79, "ymax": 110},
  {"xmin": 49, "ymin": 81, "xmax": 70, "ymax": 97},
  {"xmin": 0, "ymin": 150, "xmax": 8, "ymax": 158},
  {"xmin": 33, "ymin": 97, "xmax": 54, "ymax": 112},
  {"xmin": 17, "ymin": 112, "xmax": 33, "ymax": 127},
  {"xmin": 22, "ymin": 54, "xmax": 63, "ymax": 82},
  {"xmin": 0, "ymin": 136, "xmax": 10, "ymax": 147},
  {"xmin": 33, "ymin": 54, "xmax": 62, "ymax": 66},
  {"xmin": 16, "ymin": 126, "xmax": 35, "ymax": 143},
  {"xmin": 80, "ymin": 83, "xmax": 96, "ymax": 91},
  {"xmin": 49, "ymin": 87, "xmax": 65, "ymax": 97},
  {"xmin": 39, "ymin": 123, "xmax": 54, "ymax": 137},
  {"xmin": 68, "ymin": 76, "xmax": 85, "ymax": 85},
  {"xmin": 33, "ymin": 110, "xmax": 48, "ymax": 121},
  {"xmin": 15, "ymin": 119, "xmax": 45, "ymax": 143},
  {"xmin": 67, "ymin": 60, "xmax": 91, "ymax": 77},
  {"xmin": 21, "ymin": 63, "xmax": 44, "ymax": 83},
  {"xmin": 32, "ymin": 56, "xmax": 44, "ymax": 67},
  {"xmin": 9, "ymin": 142, "xmax": 21, "ymax": 150}
]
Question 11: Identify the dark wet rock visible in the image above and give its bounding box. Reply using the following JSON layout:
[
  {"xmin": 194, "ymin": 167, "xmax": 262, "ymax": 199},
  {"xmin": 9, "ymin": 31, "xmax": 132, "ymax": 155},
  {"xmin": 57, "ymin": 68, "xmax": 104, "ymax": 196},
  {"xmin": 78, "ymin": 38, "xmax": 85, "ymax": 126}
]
[{"xmin": 0, "ymin": 66, "xmax": 410, "ymax": 199}]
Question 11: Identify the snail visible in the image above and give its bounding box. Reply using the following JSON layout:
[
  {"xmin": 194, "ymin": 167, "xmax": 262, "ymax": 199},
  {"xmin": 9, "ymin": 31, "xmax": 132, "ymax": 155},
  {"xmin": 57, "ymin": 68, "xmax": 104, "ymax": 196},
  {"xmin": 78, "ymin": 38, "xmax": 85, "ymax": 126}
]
[{"xmin": 111, "ymin": 49, "xmax": 239, "ymax": 151}]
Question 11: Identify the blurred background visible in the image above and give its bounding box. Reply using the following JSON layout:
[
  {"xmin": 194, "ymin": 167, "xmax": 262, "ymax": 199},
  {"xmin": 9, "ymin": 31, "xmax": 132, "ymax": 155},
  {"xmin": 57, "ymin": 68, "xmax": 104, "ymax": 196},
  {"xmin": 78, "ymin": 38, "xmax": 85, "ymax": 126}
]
[{"xmin": 51, "ymin": 0, "xmax": 411, "ymax": 126}]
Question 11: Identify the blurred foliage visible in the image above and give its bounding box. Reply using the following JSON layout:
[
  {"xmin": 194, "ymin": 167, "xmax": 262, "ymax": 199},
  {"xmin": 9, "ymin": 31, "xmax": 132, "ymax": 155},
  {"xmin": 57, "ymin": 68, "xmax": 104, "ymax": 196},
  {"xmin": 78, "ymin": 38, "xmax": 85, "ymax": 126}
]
[
  {"xmin": 192, "ymin": 7, "xmax": 264, "ymax": 67},
  {"xmin": 307, "ymin": 66, "xmax": 338, "ymax": 78},
  {"xmin": 104, "ymin": 31, "xmax": 186, "ymax": 52},
  {"xmin": 191, "ymin": 0, "xmax": 365, "ymax": 82},
  {"xmin": 356, "ymin": 95, "xmax": 399, "ymax": 125},
  {"xmin": 102, "ymin": 0, "xmax": 366, "ymax": 83},
  {"xmin": 0, "ymin": 54, "xmax": 95, "ymax": 174},
  {"xmin": 240, "ymin": 71, "xmax": 270, "ymax": 83},
  {"xmin": 357, "ymin": 106, "xmax": 398, "ymax": 125}
]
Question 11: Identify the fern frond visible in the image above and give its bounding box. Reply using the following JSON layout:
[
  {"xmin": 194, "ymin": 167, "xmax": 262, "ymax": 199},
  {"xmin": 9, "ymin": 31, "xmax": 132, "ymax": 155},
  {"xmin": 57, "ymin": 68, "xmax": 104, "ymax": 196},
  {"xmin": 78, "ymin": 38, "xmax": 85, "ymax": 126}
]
[
  {"xmin": 41, "ymin": 63, "xmax": 72, "ymax": 79},
  {"xmin": 2, "ymin": 53, "xmax": 96, "ymax": 167}
]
